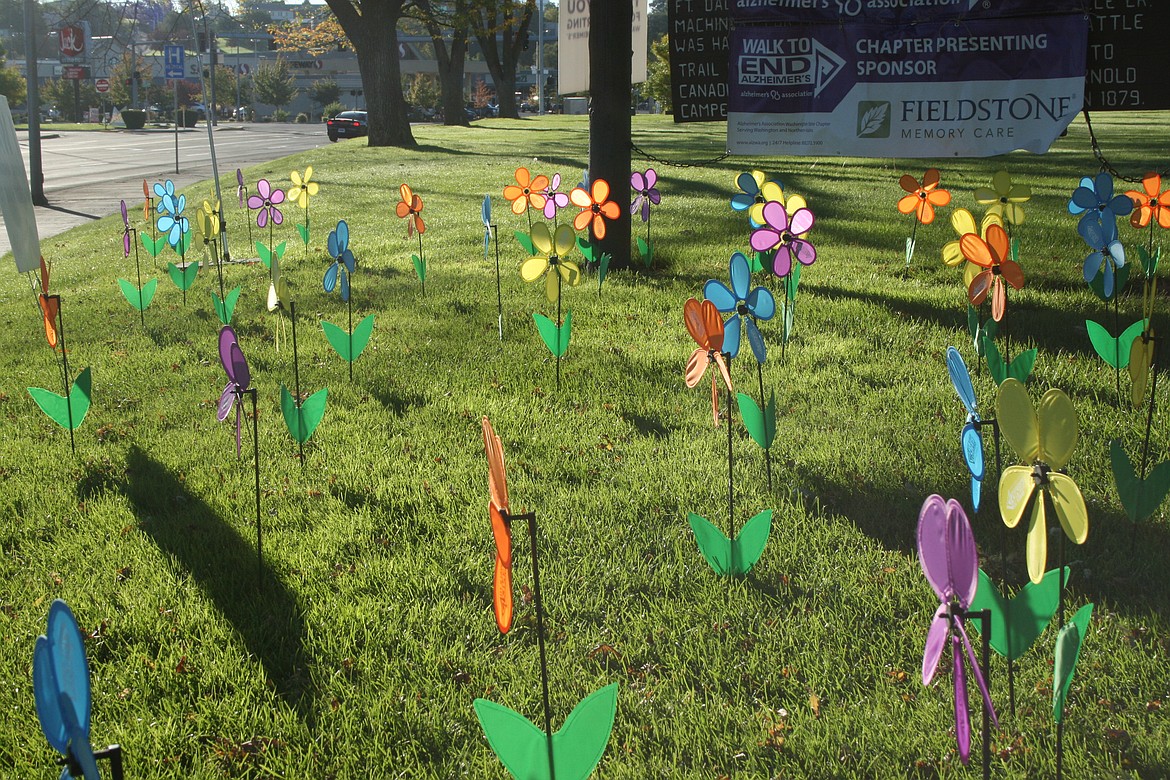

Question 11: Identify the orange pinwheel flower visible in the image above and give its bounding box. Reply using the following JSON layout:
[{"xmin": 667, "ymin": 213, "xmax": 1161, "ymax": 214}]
[
  {"xmin": 37, "ymin": 256, "xmax": 59, "ymax": 349},
  {"xmin": 503, "ymin": 167, "xmax": 548, "ymax": 216},
  {"xmin": 142, "ymin": 179, "xmax": 151, "ymax": 221},
  {"xmin": 897, "ymin": 168, "xmax": 951, "ymax": 225},
  {"xmin": 395, "ymin": 183, "xmax": 425, "ymax": 237},
  {"xmin": 1124, "ymin": 172, "xmax": 1170, "ymax": 229},
  {"xmin": 961, "ymin": 223, "xmax": 1024, "ymax": 322},
  {"xmin": 683, "ymin": 298, "xmax": 734, "ymax": 426},
  {"xmin": 481, "ymin": 416, "xmax": 513, "ymax": 635},
  {"xmin": 570, "ymin": 178, "xmax": 621, "ymax": 240}
]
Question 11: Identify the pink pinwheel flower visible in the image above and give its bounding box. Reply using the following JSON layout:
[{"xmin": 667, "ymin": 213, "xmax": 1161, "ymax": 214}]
[
  {"xmin": 750, "ymin": 200, "xmax": 816, "ymax": 278},
  {"xmin": 630, "ymin": 168, "xmax": 661, "ymax": 223},
  {"xmin": 247, "ymin": 179, "xmax": 285, "ymax": 228},
  {"xmin": 541, "ymin": 173, "xmax": 569, "ymax": 219}
]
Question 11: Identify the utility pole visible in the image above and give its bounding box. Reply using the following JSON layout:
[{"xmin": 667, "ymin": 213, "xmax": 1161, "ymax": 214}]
[
  {"xmin": 23, "ymin": 0, "xmax": 46, "ymax": 205},
  {"xmin": 588, "ymin": 0, "xmax": 632, "ymax": 268}
]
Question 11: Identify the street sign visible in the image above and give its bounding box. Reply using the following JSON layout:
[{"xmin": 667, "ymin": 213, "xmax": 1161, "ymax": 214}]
[
  {"xmin": 94, "ymin": 77, "xmax": 110, "ymax": 93},
  {"xmin": 58, "ymin": 24, "xmax": 85, "ymax": 61},
  {"xmin": 62, "ymin": 65, "xmax": 89, "ymax": 80},
  {"xmin": 164, "ymin": 45, "xmax": 185, "ymax": 79}
]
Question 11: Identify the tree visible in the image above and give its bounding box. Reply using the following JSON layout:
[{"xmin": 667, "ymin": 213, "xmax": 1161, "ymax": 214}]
[
  {"xmin": 309, "ymin": 78, "xmax": 341, "ymax": 111},
  {"xmin": 470, "ymin": 0, "xmax": 534, "ymax": 120},
  {"xmin": 413, "ymin": 0, "xmax": 471, "ymax": 127},
  {"xmin": 0, "ymin": 42, "xmax": 25, "ymax": 106},
  {"xmin": 321, "ymin": 0, "xmax": 416, "ymax": 147},
  {"xmin": 40, "ymin": 78, "xmax": 99, "ymax": 121},
  {"xmin": 252, "ymin": 57, "xmax": 299, "ymax": 114},
  {"xmin": 109, "ymin": 51, "xmax": 151, "ymax": 109},
  {"xmin": 270, "ymin": 13, "xmax": 350, "ymax": 54},
  {"xmin": 642, "ymin": 34, "xmax": 671, "ymax": 113},
  {"xmin": 237, "ymin": 0, "xmax": 275, "ymax": 32}
]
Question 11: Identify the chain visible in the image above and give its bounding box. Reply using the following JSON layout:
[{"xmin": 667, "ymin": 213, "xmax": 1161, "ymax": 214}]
[
  {"xmin": 630, "ymin": 140, "xmax": 731, "ymax": 168},
  {"xmin": 1083, "ymin": 109, "xmax": 1170, "ymax": 183}
]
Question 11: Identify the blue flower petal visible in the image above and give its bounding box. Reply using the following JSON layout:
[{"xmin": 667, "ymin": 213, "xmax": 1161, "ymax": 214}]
[
  {"xmin": 729, "ymin": 252, "xmax": 751, "ymax": 301},
  {"xmin": 746, "ymin": 286, "xmax": 776, "ymax": 320},
  {"xmin": 723, "ymin": 314, "xmax": 741, "ymax": 359},
  {"xmin": 746, "ymin": 318, "xmax": 767, "ymax": 364},
  {"xmin": 703, "ymin": 280, "xmax": 737, "ymax": 313}
]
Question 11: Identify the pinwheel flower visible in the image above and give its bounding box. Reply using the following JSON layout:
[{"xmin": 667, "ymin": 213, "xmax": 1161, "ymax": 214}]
[
  {"xmin": 120, "ymin": 200, "xmax": 132, "ymax": 257},
  {"xmin": 630, "ymin": 168, "xmax": 661, "ymax": 223},
  {"xmin": 236, "ymin": 168, "xmax": 245, "ymax": 208},
  {"xmin": 1124, "ymin": 172, "xmax": 1170, "ymax": 229},
  {"xmin": 703, "ymin": 251, "xmax": 776, "ymax": 364},
  {"xmin": 153, "ymin": 179, "xmax": 178, "ymax": 214},
  {"xmin": 194, "ymin": 200, "xmax": 220, "ymax": 250},
  {"xmin": 1068, "ymin": 172, "xmax": 1132, "ymax": 224},
  {"xmin": 942, "ymin": 208, "xmax": 1003, "ymax": 276},
  {"xmin": 683, "ymin": 297, "xmax": 734, "ymax": 426},
  {"xmin": 961, "ymin": 222, "xmax": 1023, "ymax": 322},
  {"xmin": 142, "ymin": 179, "xmax": 152, "ymax": 221},
  {"xmin": 396, "ymin": 183, "xmax": 425, "ymax": 237},
  {"xmin": 897, "ymin": 168, "xmax": 951, "ymax": 225},
  {"xmin": 504, "ymin": 167, "xmax": 548, "ymax": 215},
  {"xmin": 917, "ymin": 494, "xmax": 998, "ymax": 765},
  {"xmin": 481, "ymin": 416, "xmax": 513, "ymax": 634},
  {"xmin": 730, "ymin": 170, "xmax": 784, "ymax": 226},
  {"xmin": 974, "ymin": 170, "xmax": 1031, "ymax": 226},
  {"xmin": 570, "ymin": 178, "xmax": 620, "ymax": 240},
  {"xmin": 521, "ymin": 223, "xmax": 580, "ymax": 302},
  {"xmin": 247, "ymin": 179, "xmax": 285, "ymax": 228},
  {"xmin": 541, "ymin": 173, "xmax": 569, "ymax": 219},
  {"xmin": 750, "ymin": 200, "xmax": 816, "ymax": 278},
  {"xmin": 324, "ymin": 219, "xmax": 356, "ymax": 301},
  {"xmin": 157, "ymin": 193, "xmax": 189, "ymax": 248},
  {"xmin": 997, "ymin": 378, "xmax": 1088, "ymax": 584},
  {"xmin": 1078, "ymin": 213, "xmax": 1126, "ymax": 298},
  {"xmin": 288, "ymin": 166, "xmax": 319, "ymax": 209}
]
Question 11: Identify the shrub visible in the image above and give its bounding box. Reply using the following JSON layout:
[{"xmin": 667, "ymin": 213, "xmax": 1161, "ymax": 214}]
[
  {"xmin": 323, "ymin": 101, "xmax": 342, "ymax": 120},
  {"xmin": 273, "ymin": 109, "xmax": 290, "ymax": 122},
  {"xmin": 295, "ymin": 112, "xmax": 309, "ymax": 124}
]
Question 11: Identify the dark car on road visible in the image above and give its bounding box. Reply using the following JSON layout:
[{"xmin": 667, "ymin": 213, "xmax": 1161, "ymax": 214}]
[{"xmin": 327, "ymin": 110, "xmax": 368, "ymax": 142}]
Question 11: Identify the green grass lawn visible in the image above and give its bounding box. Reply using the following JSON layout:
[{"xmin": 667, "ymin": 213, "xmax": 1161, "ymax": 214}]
[{"xmin": 2, "ymin": 112, "xmax": 1169, "ymax": 778}]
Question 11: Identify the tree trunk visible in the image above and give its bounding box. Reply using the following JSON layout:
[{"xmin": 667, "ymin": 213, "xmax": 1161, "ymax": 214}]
[
  {"xmin": 590, "ymin": 0, "xmax": 632, "ymax": 268},
  {"xmin": 474, "ymin": 0, "xmax": 534, "ymax": 119},
  {"xmin": 421, "ymin": 4, "xmax": 469, "ymax": 127},
  {"xmin": 326, "ymin": 0, "xmax": 416, "ymax": 148}
]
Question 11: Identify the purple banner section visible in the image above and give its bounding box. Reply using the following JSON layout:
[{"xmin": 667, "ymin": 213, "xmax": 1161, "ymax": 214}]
[
  {"xmin": 731, "ymin": 0, "xmax": 1082, "ymax": 26},
  {"xmin": 727, "ymin": 14, "xmax": 1088, "ymax": 157}
]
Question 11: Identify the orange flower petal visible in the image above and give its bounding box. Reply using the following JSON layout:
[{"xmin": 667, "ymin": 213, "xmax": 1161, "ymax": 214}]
[
  {"xmin": 591, "ymin": 214, "xmax": 607, "ymax": 240},
  {"xmin": 899, "ymin": 174, "xmax": 919, "ymax": 194},
  {"xmin": 591, "ymin": 178, "xmax": 611, "ymax": 204},
  {"xmin": 573, "ymin": 209, "xmax": 592, "ymax": 232}
]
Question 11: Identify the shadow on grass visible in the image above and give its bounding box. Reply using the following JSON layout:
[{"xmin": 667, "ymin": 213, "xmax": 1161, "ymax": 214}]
[{"xmin": 118, "ymin": 444, "xmax": 313, "ymax": 716}]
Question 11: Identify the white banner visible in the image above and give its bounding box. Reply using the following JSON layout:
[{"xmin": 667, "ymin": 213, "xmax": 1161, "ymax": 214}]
[
  {"xmin": 0, "ymin": 97, "xmax": 41, "ymax": 274},
  {"xmin": 558, "ymin": 0, "xmax": 648, "ymax": 95}
]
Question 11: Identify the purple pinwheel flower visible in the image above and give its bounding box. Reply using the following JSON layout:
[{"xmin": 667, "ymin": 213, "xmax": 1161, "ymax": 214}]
[
  {"xmin": 120, "ymin": 200, "xmax": 132, "ymax": 257},
  {"xmin": 157, "ymin": 193, "xmax": 188, "ymax": 248},
  {"xmin": 917, "ymin": 494, "xmax": 998, "ymax": 766},
  {"xmin": 217, "ymin": 326, "xmax": 252, "ymax": 457},
  {"xmin": 750, "ymin": 200, "xmax": 815, "ymax": 278},
  {"xmin": 324, "ymin": 219, "xmax": 357, "ymax": 302},
  {"xmin": 236, "ymin": 168, "xmax": 245, "ymax": 208},
  {"xmin": 630, "ymin": 168, "xmax": 661, "ymax": 223},
  {"xmin": 703, "ymin": 251, "xmax": 776, "ymax": 364},
  {"xmin": 1068, "ymin": 172, "xmax": 1133, "ymax": 225},
  {"xmin": 542, "ymin": 173, "xmax": 570, "ymax": 219},
  {"xmin": 1079, "ymin": 213, "xmax": 1126, "ymax": 298},
  {"xmin": 248, "ymin": 179, "xmax": 286, "ymax": 228}
]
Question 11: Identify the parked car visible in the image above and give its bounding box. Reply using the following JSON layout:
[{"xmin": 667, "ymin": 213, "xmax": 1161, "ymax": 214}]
[{"xmin": 326, "ymin": 110, "xmax": 368, "ymax": 142}]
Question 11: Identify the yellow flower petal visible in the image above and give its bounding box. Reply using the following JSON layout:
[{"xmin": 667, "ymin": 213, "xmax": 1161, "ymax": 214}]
[
  {"xmin": 1049, "ymin": 473, "xmax": 1088, "ymax": 545},
  {"xmin": 999, "ymin": 465, "xmax": 1036, "ymax": 529},
  {"xmin": 1036, "ymin": 388, "xmax": 1077, "ymax": 469},
  {"xmin": 997, "ymin": 378, "xmax": 1040, "ymax": 463},
  {"xmin": 520, "ymin": 256, "xmax": 548, "ymax": 282},
  {"xmin": 1025, "ymin": 495, "xmax": 1048, "ymax": 584}
]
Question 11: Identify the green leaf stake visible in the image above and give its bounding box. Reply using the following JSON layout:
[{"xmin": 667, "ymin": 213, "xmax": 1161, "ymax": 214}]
[
  {"xmin": 515, "ymin": 229, "xmax": 537, "ymax": 256},
  {"xmin": 636, "ymin": 236, "xmax": 653, "ymax": 268},
  {"xmin": 475, "ymin": 684, "xmax": 618, "ymax": 780},
  {"xmin": 117, "ymin": 199, "xmax": 154, "ymax": 327},
  {"xmin": 322, "ymin": 314, "xmax": 375, "ymax": 366},
  {"xmin": 29, "ymin": 366, "xmax": 92, "ymax": 434},
  {"xmin": 533, "ymin": 310, "xmax": 571, "ymax": 358},
  {"xmin": 118, "ymin": 277, "xmax": 157, "ymax": 313},
  {"xmin": 478, "ymin": 417, "xmax": 618, "ymax": 780},
  {"xmin": 412, "ymin": 253, "xmax": 426, "ymax": 289},
  {"xmin": 1110, "ymin": 439, "xmax": 1170, "ymax": 523},
  {"xmin": 737, "ymin": 391, "xmax": 776, "ymax": 450},
  {"xmin": 967, "ymin": 307, "xmax": 999, "ymax": 359},
  {"xmin": 321, "ymin": 220, "xmax": 371, "ymax": 381},
  {"xmin": 255, "ymin": 240, "xmax": 287, "ymax": 270},
  {"xmin": 295, "ymin": 222, "xmax": 309, "ymax": 247},
  {"xmin": 1086, "ymin": 319, "xmax": 1143, "ymax": 370},
  {"xmin": 165, "ymin": 260, "xmax": 198, "ymax": 304},
  {"xmin": 687, "ymin": 510, "xmax": 772, "ymax": 577},
  {"xmin": 969, "ymin": 567, "xmax": 1064, "ymax": 715},
  {"xmin": 985, "ymin": 341, "xmax": 1036, "ymax": 385},
  {"xmin": 211, "ymin": 287, "xmax": 241, "ymax": 327},
  {"xmin": 280, "ymin": 385, "xmax": 328, "ymax": 445},
  {"xmin": 140, "ymin": 232, "xmax": 166, "ymax": 259},
  {"xmin": 597, "ymin": 252, "xmax": 611, "ymax": 296},
  {"xmin": 1053, "ymin": 602, "xmax": 1094, "ymax": 780}
]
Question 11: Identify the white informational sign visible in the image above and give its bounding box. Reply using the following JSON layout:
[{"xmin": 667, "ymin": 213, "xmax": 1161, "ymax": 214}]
[
  {"xmin": 0, "ymin": 97, "xmax": 42, "ymax": 274},
  {"xmin": 558, "ymin": 0, "xmax": 648, "ymax": 95}
]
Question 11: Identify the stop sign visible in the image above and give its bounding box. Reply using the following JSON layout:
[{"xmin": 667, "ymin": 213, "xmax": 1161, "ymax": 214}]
[{"xmin": 94, "ymin": 77, "xmax": 109, "ymax": 93}]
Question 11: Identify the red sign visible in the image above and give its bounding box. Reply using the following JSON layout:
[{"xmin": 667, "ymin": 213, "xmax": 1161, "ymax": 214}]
[
  {"xmin": 62, "ymin": 65, "xmax": 89, "ymax": 80},
  {"xmin": 58, "ymin": 25, "xmax": 85, "ymax": 58},
  {"xmin": 94, "ymin": 77, "xmax": 109, "ymax": 93}
]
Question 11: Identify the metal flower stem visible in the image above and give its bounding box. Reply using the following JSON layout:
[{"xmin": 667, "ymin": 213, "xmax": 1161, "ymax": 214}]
[
  {"xmin": 950, "ymin": 604, "xmax": 993, "ymax": 780},
  {"xmin": 217, "ymin": 203, "xmax": 232, "ymax": 264},
  {"xmin": 906, "ymin": 216, "xmax": 919, "ymax": 268},
  {"xmin": 246, "ymin": 386, "xmax": 262, "ymax": 587},
  {"xmin": 555, "ymin": 260, "xmax": 563, "ymax": 391},
  {"xmin": 346, "ymin": 293, "xmax": 354, "ymax": 383},
  {"xmin": 290, "ymin": 299, "xmax": 304, "ymax": 463},
  {"xmin": 147, "ymin": 197, "xmax": 156, "ymax": 242},
  {"xmin": 755, "ymin": 360, "xmax": 773, "ymax": 493},
  {"xmin": 726, "ymin": 361, "xmax": 735, "ymax": 543},
  {"xmin": 492, "ymin": 224, "xmax": 503, "ymax": 340},
  {"xmin": 1056, "ymin": 515, "xmax": 1067, "ymax": 780},
  {"xmin": 519, "ymin": 509, "xmax": 556, "ymax": 780},
  {"xmin": 1113, "ymin": 295, "xmax": 1122, "ymax": 407},
  {"xmin": 417, "ymin": 229, "xmax": 425, "ymax": 296},
  {"xmin": 268, "ymin": 218, "xmax": 275, "ymax": 283},
  {"xmin": 131, "ymin": 227, "xmax": 145, "ymax": 328},
  {"xmin": 212, "ymin": 235, "xmax": 225, "ymax": 306},
  {"xmin": 51, "ymin": 295, "xmax": 76, "ymax": 455},
  {"xmin": 1134, "ymin": 334, "xmax": 1161, "ymax": 553},
  {"xmin": 244, "ymin": 189, "xmax": 253, "ymax": 249},
  {"xmin": 178, "ymin": 238, "xmax": 188, "ymax": 306}
]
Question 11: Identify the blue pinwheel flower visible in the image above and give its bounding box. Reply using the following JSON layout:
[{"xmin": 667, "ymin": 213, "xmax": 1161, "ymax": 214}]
[
  {"xmin": 157, "ymin": 192, "xmax": 188, "ymax": 248},
  {"xmin": 153, "ymin": 179, "xmax": 178, "ymax": 215},
  {"xmin": 482, "ymin": 194, "xmax": 492, "ymax": 257},
  {"xmin": 703, "ymin": 250, "xmax": 776, "ymax": 363},
  {"xmin": 731, "ymin": 170, "xmax": 784, "ymax": 228},
  {"xmin": 1079, "ymin": 213, "xmax": 1126, "ymax": 298},
  {"xmin": 324, "ymin": 219, "xmax": 356, "ymax": 301},
  {"xmin": 1068, "ymin": 172, "xmax": 1133, "ymax": 226}
]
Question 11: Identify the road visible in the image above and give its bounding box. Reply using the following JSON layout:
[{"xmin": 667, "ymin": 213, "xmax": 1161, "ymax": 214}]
[{"xmin": 0, "ymin": 124, "xmax": 329, "ymax": 256}]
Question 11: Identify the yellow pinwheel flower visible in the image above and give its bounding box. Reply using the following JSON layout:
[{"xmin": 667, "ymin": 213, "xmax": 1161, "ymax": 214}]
[
  {"xmin": 288, "ymin": 166, "xmax": 319, "ymax": 210},
  {"xmin": 974, "ymin": 171, "xmax": 1031, "ymax": 226},
  {"xmin": 997, "ymin": 379, "xmax": 1088, "ymax": 584},
  {"xmin": 267, "ymin": 253, "xmax": 290, "ymax": 313},
  {"xmin": 520, "ymin": 223, "xmax": 580, "ymax": 303},
  {"xmin": 942, "ymin": 208, "xmax": 1004, "ymax": 288},
  {"xmin": 195, "ymin": 199, "xmax": 220, "ymax": 240}
]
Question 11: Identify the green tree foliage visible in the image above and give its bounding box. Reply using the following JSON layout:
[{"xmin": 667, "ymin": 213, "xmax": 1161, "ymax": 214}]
[
  {"xmin": 109, "ymin": 52, "xmax": 150, "ymax": 109},
  {"xmin": 40, "ymin": 78, "xmax": 99, "ymax": 121},
  {"xmin": 404, "ymin": 73, "xmax": 440, "ymax": 113},
  {"xmin": 0, "ymin": 42, "xmax": 25, "ymax": 106},
  {"xmin": 642, "ymin": 33, "xmax": 671, "ymax": 113},
  {"xmin": 308, "ymin": 77, "xmax": 340, "ymax": 109},
  {"xmin": 252, "ymin": 57, "xmax": 298, "ymax": 111}
]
